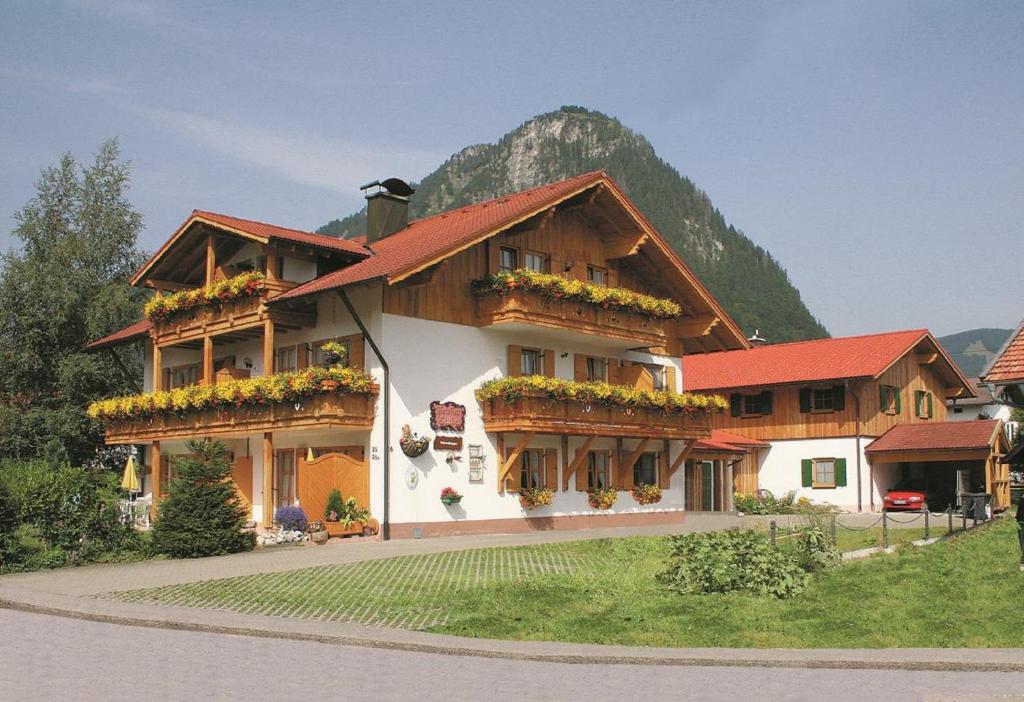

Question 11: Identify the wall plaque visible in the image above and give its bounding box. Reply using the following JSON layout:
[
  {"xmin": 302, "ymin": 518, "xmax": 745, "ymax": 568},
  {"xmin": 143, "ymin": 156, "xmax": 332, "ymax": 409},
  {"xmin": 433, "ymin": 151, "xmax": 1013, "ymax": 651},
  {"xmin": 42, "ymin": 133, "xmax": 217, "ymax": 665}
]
[
  {"xmin": 430, "ymin": 401, "xmax": 466, "ymax": 432},
  {"xmin": 434, "ymin": 435, "xmax": 463, "ymax": 451}
]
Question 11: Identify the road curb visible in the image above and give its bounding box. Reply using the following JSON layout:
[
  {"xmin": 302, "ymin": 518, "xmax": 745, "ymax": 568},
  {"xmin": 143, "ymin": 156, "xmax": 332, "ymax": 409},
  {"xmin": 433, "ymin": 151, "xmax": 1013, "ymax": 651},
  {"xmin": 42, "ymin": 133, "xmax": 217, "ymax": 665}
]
[{"xmin": 3, "ymin": 597, "xmax": 1022, "ymax": 673}]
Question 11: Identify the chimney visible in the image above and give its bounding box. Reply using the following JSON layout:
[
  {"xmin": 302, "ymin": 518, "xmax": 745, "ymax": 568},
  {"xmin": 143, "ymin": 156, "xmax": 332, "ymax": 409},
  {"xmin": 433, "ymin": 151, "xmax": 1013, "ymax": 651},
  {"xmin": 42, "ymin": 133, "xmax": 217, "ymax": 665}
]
[
  {"xmin": 361, "ymin": 178, "xmax": 415, "ymax": 242},
  {"xmin": 747, "ymin": 329, "xmax": 767, "ymax": 347}
]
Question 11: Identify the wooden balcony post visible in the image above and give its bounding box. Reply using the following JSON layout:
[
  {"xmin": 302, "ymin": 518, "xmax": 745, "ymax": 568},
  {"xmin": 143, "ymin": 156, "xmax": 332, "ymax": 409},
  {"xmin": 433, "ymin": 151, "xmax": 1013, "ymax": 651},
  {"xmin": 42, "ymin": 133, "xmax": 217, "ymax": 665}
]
[
  {"xmin": 203, "ymin": 336, "xmax": 214, "ymax": 386},
  {"xmin": 150, "ymin": 441, "xmax": 161, "ymax": 518},
  {"xmin": 152, "ymin": 341, "xmax": 162, "ymax": 392},
  {"xmin": 263, "ymin": 319, "xmax": 274, "ymax": 376},
  {"xmin": 263, "ymin": 431, "xmax": 274, "ymax": 527},
  {"xmin": 205, "ymin": 233, "xmax": 216, "ymax": 285},
  {"xmin": 266, "ymin": 248, "xmax": 279, "ymax": 283}
]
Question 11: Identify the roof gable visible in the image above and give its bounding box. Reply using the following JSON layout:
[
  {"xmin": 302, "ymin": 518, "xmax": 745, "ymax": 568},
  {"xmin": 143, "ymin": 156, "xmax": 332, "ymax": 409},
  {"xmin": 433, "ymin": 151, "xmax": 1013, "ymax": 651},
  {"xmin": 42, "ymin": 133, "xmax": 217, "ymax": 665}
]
[{"xmin": 983, "ymin": 320, "xmax": 1024, "ymax": 385}]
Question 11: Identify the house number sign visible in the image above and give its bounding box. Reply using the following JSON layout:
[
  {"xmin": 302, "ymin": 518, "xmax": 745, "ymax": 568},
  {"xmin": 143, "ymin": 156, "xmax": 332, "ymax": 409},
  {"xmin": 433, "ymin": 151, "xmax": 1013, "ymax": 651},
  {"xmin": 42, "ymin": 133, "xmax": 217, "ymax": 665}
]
[{"xmin": 430, "ymin": 401, "xmax": 466, "ymax": 432}]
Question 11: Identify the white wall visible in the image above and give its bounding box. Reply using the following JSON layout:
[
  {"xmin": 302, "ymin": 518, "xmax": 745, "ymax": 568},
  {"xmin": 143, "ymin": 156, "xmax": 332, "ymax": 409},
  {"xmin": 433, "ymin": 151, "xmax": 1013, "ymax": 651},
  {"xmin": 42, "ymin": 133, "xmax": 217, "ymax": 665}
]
[
  {"xmin": 756, "ymin": 436, "xmax": 883, "ymax": 512},
  {"xmin": 947, "ymin": 402, "xmax": 1011, "ymax": 422}
]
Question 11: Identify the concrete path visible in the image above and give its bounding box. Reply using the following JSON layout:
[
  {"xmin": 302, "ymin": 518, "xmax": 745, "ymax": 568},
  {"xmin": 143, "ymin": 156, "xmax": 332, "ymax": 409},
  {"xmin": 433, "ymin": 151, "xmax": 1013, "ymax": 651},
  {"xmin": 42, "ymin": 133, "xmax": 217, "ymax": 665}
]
[
  {"xmin": 3, "ymin": 609, "xmax": 1023, "ymax": 702},
  {"xmin": 2, "ymin": 514, "xmax": 1020, "ymax": 674}
]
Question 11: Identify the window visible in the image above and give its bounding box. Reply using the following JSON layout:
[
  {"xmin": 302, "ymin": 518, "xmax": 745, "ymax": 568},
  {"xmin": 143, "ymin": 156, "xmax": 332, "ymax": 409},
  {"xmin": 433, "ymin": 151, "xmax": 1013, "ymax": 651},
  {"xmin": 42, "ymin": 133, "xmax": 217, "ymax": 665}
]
[
  {"xmin": 744, "ymin": 394, "xmax": 763, "ymax": 416},
  {"xmin": 813, "ymin": 459, "xmax": 835, "ymax": 488},
  {"xmin": 524, "ymin": 251, "xmax": 546, "ymax": 273},
  {"xmin": 276, "ymin": 346, "xmax": 297, "ymax": 372},
  {"xmin": 520, "ymin": 348, "xmax": 541, "ymax": 376},
  {"xmin": 634, "ymin": 452, "xmax": 658, "ymax": 486},
  {"xmin": 812, "ymin": 387, "xmax": 834, "ymax": 411},
  {"xmin": 170, "ymin": 364, "xmax": 199, "ymax": 389},
  {"xmin": 915, "ymin": 390, "xmax": 934, "ymax": 419},
  {"xmin": 730, "ymin": 390, "xmax": 773, "ymax": 418},
  {"xmin": 880, "ymin": 385, "xmax": 901, "ymax": 415},
  {"xmin": 499, "ymin": 247, "xmax": 519, "ymax": 272},
  {"xmin": 800, "ymin": 385, "xmax": 845, "ymax": 413},
  {"xmin": 586, "ymin": 356, "xmax": 607, "ymax": 382},
  {"xmin": 587, "ymin": 451, "xmax": 610, "ymax": 490},
  {"xmin": 643, "ymin": 364, "xmax": 666, "ymax": 391},
  {"xmin": 274, "ymin": 450, "xmax": 296, "ymax": 509},
  {"xmin": 587, "ymin": 265, "xmax": 606, "ymax": 285},
  {"xmin": 519, "ymin": 450, "xmax": 544, "ymax": 491}
]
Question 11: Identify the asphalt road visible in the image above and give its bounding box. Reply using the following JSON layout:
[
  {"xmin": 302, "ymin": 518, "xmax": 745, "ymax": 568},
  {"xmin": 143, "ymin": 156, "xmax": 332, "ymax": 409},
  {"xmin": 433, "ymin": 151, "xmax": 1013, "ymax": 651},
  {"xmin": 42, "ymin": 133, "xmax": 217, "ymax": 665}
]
[{"xmin": 1, "ymin": 609, "xmax": 1022, "ymax": 702}]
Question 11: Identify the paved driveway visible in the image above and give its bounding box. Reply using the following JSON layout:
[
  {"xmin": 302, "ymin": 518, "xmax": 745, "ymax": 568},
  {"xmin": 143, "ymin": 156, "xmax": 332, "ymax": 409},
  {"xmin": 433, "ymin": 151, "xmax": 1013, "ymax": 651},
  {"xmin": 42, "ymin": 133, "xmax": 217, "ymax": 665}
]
[{"xmin": 2, "ymin": 609, "xmax": 1021, "ymax": 702}]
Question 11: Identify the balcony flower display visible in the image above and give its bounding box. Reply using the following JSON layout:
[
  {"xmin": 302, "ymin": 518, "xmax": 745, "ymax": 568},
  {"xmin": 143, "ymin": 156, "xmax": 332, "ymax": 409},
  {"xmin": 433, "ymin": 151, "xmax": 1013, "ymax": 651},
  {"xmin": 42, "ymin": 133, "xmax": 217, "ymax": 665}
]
[
  {"xmin": 519, "ymin": 486, "xmax": 554, "ymax": 510},
  {"xmin": 475, "ymin": 376, "xmax": 728, "ymax": 416},
  {"xmin": 143, "ymin": 272, "xmax": 265, "ymax": 323},
  {"xmin": 470, "ymin": 269, "xmax": 683, "ymax": 320},
  {"xmin": 87, "ymin": 366, "xmax": 374, "ymax": 421},
  {"xmin": 588, "ymin": 487, "xmax": 618, "ymax": 510},
  {"xmin": 631, "ymin": 483, "xmax": 663, "ymax": 505}
]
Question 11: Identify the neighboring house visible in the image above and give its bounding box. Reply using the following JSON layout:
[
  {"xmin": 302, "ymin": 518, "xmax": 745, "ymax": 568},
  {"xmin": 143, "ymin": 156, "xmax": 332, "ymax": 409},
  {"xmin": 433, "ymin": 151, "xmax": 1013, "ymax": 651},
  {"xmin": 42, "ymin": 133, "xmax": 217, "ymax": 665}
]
[
  {"xmin": 683, "ymin": 330, "xmax": 1010, "ymax": 512},
  {"xmin": 86, "ymin": 172, "xmax": 751, "ymax": 538},
  {"xmin": 983, "ymin": 319, "xmax": 1024, "ymax": 468},
  {"xmin": 947, "ymin": 377, "xmax": 1012, "ymax": 422}
]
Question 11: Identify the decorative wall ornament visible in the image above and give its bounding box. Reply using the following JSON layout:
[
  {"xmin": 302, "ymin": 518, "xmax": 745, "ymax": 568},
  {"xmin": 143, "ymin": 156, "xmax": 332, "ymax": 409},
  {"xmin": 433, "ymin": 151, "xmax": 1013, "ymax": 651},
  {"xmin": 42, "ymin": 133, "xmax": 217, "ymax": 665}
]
[
  {"xmin": 434, "ymin": 435, "xmax": 463, "ymax": 451},
  {"xmin": 430, "ymin": 401, "xmax": 466, "ymax": 432},
  {"xmin": 404, "ymin": 465, "xmax": 419, "ymax": 489},
  {"xmin": 399, "ymin": 424, "xmax": 430, "ymax": 458},
  {"xmin": 468, "ymin": 444, "xmax": 485, "ymax": 481}
]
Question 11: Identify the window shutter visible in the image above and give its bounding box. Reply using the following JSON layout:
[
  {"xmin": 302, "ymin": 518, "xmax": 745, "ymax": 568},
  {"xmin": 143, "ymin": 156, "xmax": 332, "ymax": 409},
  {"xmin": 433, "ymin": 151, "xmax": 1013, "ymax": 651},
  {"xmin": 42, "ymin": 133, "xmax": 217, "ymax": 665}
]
[
  {"xmin": 832, "ymin": 385, "xmax": 846, "ymax": 412},
  {"xmin": 608, "ymin": 450, "xmax": 618, "ymax": 489},
  {"xmin": 576, "ymin": 450, "xmax": 591, "ymax": 491},
  {"xmin": 504, "ymin": 448, "xmax": 522, "ymax": 494},
  {"xmin": 544, "ymin": 448, "xmax": 558, "ymax": 491},
  {"xmin": 607, "ymin": 358, "xmax": 620, "ymax": 385},
  {"xmin": 665, "ymin": 365, "xmax": 678, "ymax": 393},
  {"xmin": 879, "ymin": 385, "xmax": 888, "ymax": 410},
  {"xmin": 487, "ymin": 240, "xmax": 500, "ymax": 274},
  {"xmin": 343, "ymin": 334, "xmax": 364, "ymax": 370},
  {"xmin": 730, "ymin": 393, "xmax": 743, "ymax": 417},
  {"xmin": 801, "ymin": 459, "xmax": 813, "ymax": 488},
  {"xmin": 297, "ymin": 343, "xmax": 309, "ymax": 370},
  {"xmin": 915, "ymin": 390, "xmax": 924, "ymax": 417},
  {"xmin": 926, "ymin": 392, "xmax": 933, "ymax": 418},
  {"xmin": 657, "ymin": 451, "xmax": 670, "ymax": 490},
  {"xmin": 894, "ymin": 389, "xmax": 902, "ymax": 414},
  {"xmin": 161, "ymin": 368, "xmax": 171, "ymax": 392},
  {"xmin": 508, "ymin": 345, "xmax": 523, "ymax": 377},
  {"xmin": 620, "ymin": 451, "xmax": 635, "ymax": 491},
  {"xmin": 573, "ymin": 354, "xmax": 588, "ymax": 381},
  {"xmin": 799, "ymin": 388, "xmax": 812, "ymax": 413},
  {"xmin": 543, "ymin": 349, "xmax": 555, "ymax": 377},
  {"xmin": 835, "ymin": 458, "xmax": 848, "ymax": 487},
  {"xmin": 761, "ymin": 390, "xmax": 774, "ymax": 415}
]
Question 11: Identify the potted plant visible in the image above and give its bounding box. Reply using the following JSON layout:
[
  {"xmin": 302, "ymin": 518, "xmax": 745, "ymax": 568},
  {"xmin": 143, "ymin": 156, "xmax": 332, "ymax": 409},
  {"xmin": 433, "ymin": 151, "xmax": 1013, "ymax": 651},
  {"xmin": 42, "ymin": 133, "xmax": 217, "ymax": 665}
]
[
  {"xmin": 308, "ymin": 520, "xmax": 329, "ymax": 544},
  {"xmin": 324, "ymin": 488, "xmax": 345, "ymax": 523},
  {"xmin": 588, "ymin": 487, "xmax": 618, "ymax": 510},
  {"xmin": 519, "ymin": 486, "xmax": 554, "ymax": 510},
  {"xmin": 440, "ymin": 487, "xmax": 463, "ymax": 506},
  {"xmin": 399, "ymin": 424, "xmax": 430, "ymax": 458},
  {"xmin": 631, "ymin": 483, "xmax": 663, "ymax": 505},
  {"xmin": 320, "ymin": 340, "xmax": 347, "ymax": 367}
]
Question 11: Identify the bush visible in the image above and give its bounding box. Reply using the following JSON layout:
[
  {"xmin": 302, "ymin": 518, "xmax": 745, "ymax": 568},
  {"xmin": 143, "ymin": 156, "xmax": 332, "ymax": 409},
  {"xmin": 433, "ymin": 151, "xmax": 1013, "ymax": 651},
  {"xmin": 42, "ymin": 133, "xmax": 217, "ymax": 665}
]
[
  {"xmin": 324, "ymin": 489, "xmax": 345, "ymax": 521},
  {"xmin": 660, "ymin": 529, "xmax": 808, "ymax": 598},
  {"xmin": 274, "ymin": 505, "xmax": 308, "ymax": 532},
  {"xmin": 734, "ymin": 489, "xmax": 799, "ymax": 515},
  {"xmin": 793, "ymin": 527, "xmax": 841, "ymax": 573},
  {"xmin": 152, "ymin": 439, "xmax": 254, "ymax": 558},
  {"xmin": 0, "ymin": 482, "xmax": 18, "ymax": 568}
]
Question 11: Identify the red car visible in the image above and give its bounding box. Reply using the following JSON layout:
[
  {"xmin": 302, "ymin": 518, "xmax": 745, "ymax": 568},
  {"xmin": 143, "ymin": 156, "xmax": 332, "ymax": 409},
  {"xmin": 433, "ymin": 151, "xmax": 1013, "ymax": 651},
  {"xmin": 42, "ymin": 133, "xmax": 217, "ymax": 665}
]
[{"xmin": 883, "ymin": 490, "xmax": 928, "ymax": 512}]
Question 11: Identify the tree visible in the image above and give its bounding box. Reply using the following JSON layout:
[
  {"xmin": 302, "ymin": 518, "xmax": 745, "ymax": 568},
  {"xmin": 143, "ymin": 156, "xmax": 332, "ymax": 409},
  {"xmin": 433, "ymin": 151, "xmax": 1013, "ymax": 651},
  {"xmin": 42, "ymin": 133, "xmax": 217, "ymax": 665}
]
[
  {"xmin": 0, "ymin": 139, "xmax": 147, "ymax": 465},
  {"xmin": 152, "ymin": 439, "xmax": 254, "ymax": 558}
]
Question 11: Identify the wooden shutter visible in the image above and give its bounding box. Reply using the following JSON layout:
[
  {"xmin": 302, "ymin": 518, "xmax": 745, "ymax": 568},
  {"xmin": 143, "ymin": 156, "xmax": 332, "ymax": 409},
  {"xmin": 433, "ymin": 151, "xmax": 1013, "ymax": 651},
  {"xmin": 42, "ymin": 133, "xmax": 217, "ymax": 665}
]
[
  {"xmin": 915, "ymin": 390, "xmax": 924, "ymax": 417},
  {"xmin": 761, "ymin": 390, "xmax": 774, "ymax": 415},
  {"xmin": 801, "ymin": 459, "xmax": 813, "ymax": 488},
  {"xmin": 620, "ymin": 451, "xmax": 635, "ymax": 490},
  {"xmin": 573, "ymin": 354, "xmax": 588, "ymax": 381},
  {"xmin": 606, "ymin": 268, "xmax": 619, "ymax": 288},
  {"xmin": 659, "ymin": 442, "xmax": 672, "ymax": 489},
  {"xmin": 544, "ymin": 448, "xmax": 558, "ymax": 490},
  {"xmin": 799, "ymin": 388, "xmax": 812, "ymax": 413},
  {"xmin": 161, "ymin": 368, "xmax": 171, "ymax": 392},
  {"xmin": 926, "ymin": 392, "xmax": 933, "ymax": 418},
  {"xmin": 665, "ymin": 365, "xmax": 678, "ymax": 393},
  {"xmin": 343, "ymin": 334, "xmax": 365, "ymax": 370},
  {"xmin": 504, "ymin": 448, "xmax": 522, "ymax": 494},
  {"xmin": 832, "ymin": 385, "xmax": 846, "ymax": 412},
  {"xmin": 894, "ymin": 389, "xmax": 902, "ymax": 414},
  {"xmin": 543, "ymin": 349, "xmax": 555, "ymax": 377},
  {"xmin": 835, "ymin": 458, "xmax": 847, "ymax": 487},
  {"xmin": 608, "ymin": 449, "xmax": 618, "ymax": 489},
  {"xmin": 297, "ymin": 343, "xmax": 309, "ymax": 370},
  {"xmin": 487, "ymin": 240, "xmax": 500, "ymax": 273},
  {"xmin": 508, "ymin": 345, "xmax": 523, "ymax": 377},
  {"xmin": 730, "ymin": 393, "xmax": 743, "ymax": 417},
  {"xmin": 879, "ymin": 385, "xmax": 889, "ymax": 411},
  {"xmin": 576, "ymin": 450, "xmax": 591, "ymax": 491},
  {"xmin": 607, "ymin": 358, "xmax": 620, "ymax": 384},
  {"xmin": 232, "ymin": 456, "xmax": 254, "ymax": 514}
]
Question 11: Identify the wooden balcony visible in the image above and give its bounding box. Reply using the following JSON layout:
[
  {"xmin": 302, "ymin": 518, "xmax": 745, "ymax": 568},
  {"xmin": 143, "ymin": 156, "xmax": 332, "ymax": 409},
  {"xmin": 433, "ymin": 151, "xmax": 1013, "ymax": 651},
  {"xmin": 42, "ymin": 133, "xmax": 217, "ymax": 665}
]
[
  {"xmin": 474, "ymin": 289, "xmax": 673, "ymax": 348},
  {"xmin": 151, "ymin": 282, "xmax": 313, "ymax": 347},
  {"xmin": 102, "ymin": 391, "xmax": 377, "ymax": 444},
  {"xmin": 480, "ymin": 392, "xmax": 712, "ymax": 440}
]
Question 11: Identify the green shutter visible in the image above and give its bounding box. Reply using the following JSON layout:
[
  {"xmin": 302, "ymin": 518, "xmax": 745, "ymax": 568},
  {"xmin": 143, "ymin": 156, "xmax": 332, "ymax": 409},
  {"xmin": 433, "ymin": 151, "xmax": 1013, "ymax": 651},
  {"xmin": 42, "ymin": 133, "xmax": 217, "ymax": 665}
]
[
  {"xmin": 833, "ymin": 385, "xmax": 846, "ymax": 412},
  {"xmin": 915, "ymin": 390, "xmax": 924, "ymax": 417},
  {"xmin": 730, "ymin": 393, "xmax": 742, "ymax": 417},
  {"xmin": 894, "ymin": 388, "xmax": 902, "ymax": 414},
  {"xmin": 799, "ymin": 388, "xmax": 812, "ymax": 413},
  {"xmin": 801, "ymin": 459, "xmax": 813, "ymax": 487},
  {"xmin": 926, "ymin": 392, "xmax": 933, "ymax": 418},
  {"xmin": 761, "ymin": 390, "xmax": 773, "ymax": 415},
  {"xmin": 835, "ymin": 458, "xmax": 847, "ymax": 487},
  {"xmin": 879, "ymin": 385, "xmax": 888, "ymax": 409}
]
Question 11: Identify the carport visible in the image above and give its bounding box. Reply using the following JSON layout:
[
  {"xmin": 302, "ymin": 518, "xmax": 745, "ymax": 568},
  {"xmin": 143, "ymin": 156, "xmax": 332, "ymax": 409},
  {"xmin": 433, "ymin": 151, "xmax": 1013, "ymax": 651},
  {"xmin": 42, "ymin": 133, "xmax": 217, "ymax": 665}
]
[{"xmin": 865, "ymin": 419, "xmax": 1011, "ymax": 512}]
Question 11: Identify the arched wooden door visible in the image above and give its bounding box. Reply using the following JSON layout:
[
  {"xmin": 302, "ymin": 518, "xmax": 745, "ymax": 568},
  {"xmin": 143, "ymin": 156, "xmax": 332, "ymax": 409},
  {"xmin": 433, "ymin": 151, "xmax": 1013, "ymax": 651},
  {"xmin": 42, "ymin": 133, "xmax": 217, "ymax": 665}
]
[{"xmin": 297, "ymin": 451, "xmax": 370, "ymax": 522}]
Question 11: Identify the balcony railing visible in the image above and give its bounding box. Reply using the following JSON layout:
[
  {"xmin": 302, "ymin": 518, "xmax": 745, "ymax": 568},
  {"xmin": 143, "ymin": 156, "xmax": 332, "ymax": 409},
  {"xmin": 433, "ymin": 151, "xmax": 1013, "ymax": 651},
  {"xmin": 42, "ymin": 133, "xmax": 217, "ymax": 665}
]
[
  {"xmin": 479, "ymin": 391, "xmax": 712, "ymax": 439},
  {"xmin": 101, "ymin": 391, "xmax": 377, "ymax": 444}
]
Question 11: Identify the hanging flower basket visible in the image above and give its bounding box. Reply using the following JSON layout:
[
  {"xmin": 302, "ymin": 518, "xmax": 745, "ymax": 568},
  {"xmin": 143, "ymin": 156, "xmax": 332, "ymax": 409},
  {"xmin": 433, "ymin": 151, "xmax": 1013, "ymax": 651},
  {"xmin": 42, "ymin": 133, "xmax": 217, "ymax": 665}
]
[
  {"xmin": 440, "ymin": 487, "xmax": 463, "ymax": 506},
  {"xmin": 631, "ymin": 483, "xmax": 663, "ymax": 505},
  {"xmin": 320, "ymin": 340, "xmax": 348, "ymax": 367},
  {"xmin": 399, "ymin": 424, "xmax": 430, "ymax": 458},
  {"xmin": 588, "ymin": 487, "xmax": 618, "ymax": 510}
]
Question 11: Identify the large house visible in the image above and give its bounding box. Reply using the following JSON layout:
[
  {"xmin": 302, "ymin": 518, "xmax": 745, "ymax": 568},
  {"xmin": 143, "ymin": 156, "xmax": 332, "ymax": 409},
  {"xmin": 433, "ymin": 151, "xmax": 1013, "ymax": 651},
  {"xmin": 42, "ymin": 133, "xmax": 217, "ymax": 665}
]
[
  {"xmin": 683, "ymin": 331, "xmax": 1012, "ymax": 512},
  {"xmin": 87, "ymin": 172, "xmax": 752, "ymax": 538}
]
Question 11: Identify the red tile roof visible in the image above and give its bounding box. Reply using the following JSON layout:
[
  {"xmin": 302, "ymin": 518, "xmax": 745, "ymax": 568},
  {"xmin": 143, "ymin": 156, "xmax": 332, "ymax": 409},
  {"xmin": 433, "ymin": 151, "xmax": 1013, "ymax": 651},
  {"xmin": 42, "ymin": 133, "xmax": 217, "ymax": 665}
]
[
  {"xmin": 983, "ymin": 321, "xmax": 1024, "ymax": 384},
  {"xmin": 272, "ymin": 171, "xmax": 605, "ymax": 302},
  {"xmin": 84, "ymin": 319, "xmax": 152, "ymax": 350},
  {"xmin": 191, "ymin": 210, "xmax": 369, "ymax": 257},
  {"xmin": 684, "ymin": 329, "xmax": 946, "ymax": 391},
  {"xmin": 865, "ymin": 419, "xmax": 1001, "ymax": 454},
  {"xmin": 694, "ymin": 430, "xmax": 770, "ymax": 453}
]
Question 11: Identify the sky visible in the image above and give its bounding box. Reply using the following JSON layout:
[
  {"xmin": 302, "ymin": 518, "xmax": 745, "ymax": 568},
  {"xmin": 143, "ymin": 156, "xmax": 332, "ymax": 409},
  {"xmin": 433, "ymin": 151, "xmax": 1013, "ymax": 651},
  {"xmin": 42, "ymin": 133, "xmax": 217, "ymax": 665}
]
[{"xmin": 1, "ymin": 0, "xmax": 1021, "ymax": 338}]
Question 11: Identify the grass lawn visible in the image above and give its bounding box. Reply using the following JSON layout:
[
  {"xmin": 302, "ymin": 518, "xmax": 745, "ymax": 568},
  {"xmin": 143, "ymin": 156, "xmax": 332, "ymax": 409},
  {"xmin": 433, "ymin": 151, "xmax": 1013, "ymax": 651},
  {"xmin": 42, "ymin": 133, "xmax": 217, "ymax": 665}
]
[
  {"xmin": 772, "ymin": 525, "xmax": 929, "ymax": 553},
  {"xmin": 114, "ymin": 517, "xmax": 1024, "ymax": 648}
]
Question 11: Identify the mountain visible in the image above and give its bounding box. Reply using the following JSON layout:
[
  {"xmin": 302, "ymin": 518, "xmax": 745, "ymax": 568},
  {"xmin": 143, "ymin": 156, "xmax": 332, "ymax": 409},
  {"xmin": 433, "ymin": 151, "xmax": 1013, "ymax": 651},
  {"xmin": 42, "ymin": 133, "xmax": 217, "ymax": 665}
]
[
  {"xmin": 938, "ymin": 328, "xmax": 1013, "ymax": 378},
  {"xmin": 320, "ymin": 106, "xmax": 827, "ymax": 342}
]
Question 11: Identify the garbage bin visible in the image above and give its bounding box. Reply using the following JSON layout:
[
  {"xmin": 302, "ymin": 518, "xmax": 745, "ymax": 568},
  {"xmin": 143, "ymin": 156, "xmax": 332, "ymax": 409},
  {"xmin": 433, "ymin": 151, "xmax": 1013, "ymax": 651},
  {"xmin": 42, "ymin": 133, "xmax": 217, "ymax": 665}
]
[{"xmin": 961, "ymin": 492, "xmax": 991, "ymax": 521}]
